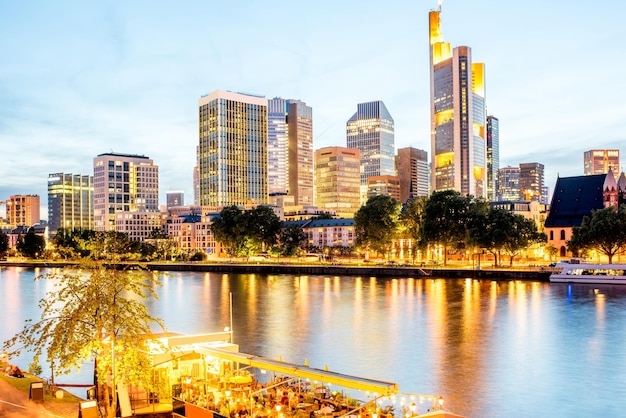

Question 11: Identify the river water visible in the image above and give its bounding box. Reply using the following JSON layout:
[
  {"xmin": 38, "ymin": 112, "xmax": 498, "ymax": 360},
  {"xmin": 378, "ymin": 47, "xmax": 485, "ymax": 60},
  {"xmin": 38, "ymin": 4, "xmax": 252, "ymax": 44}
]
[{"xmin": 1, "ymin": 266, "xmax": 626, "ymax": 417}]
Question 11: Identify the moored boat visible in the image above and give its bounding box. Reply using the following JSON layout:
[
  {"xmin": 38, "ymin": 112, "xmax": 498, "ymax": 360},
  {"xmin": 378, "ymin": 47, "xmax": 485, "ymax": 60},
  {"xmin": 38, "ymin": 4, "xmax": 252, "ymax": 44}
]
[{"xmin": 550, "ymin": 263, "xmax": 626, "ymax": 284}]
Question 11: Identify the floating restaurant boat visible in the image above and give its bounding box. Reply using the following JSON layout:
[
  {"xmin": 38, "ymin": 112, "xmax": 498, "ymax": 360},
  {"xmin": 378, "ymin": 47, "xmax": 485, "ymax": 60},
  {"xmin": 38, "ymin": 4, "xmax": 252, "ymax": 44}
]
[
  {"xmin": 549, "ymin": 263, "xmax": 626, "ymax": 284},
  {"xmin": 106, "ymin": 331, "xmax": 462, "ymax": 417}
]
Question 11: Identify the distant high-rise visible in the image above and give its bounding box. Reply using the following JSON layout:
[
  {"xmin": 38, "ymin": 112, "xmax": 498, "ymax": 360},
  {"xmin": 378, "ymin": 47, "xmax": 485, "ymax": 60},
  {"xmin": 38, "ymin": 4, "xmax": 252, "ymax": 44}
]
[
  {"xmin": 193, "ymin": 146, "xmax": 200, "ymax": 206},
  {"xmin": 268, "ymin": 98, "xmax": 314, "ymax": 205},
  {"xmin": 6, "ymin": 195, "xmax": 40, "ymax": 227},
  {"xmin": 346, "ymin": 101, "xmax": 395, "ymax": 191},
  {"xmin": 397, "ymin": 147, "xmax": 429, "ymax": 202},
  {"xmin": 93, "ymin": 153, "xmax": 159, "ymax": 231},
  {"xmin": 198, "ymin": 90, "xmax": 268, "ymax": 207},
  {"xmin": 584, "ymin": 149, "xmax": 620, "ymax": 175},
  {"xmin": 496, "ymin": 166, "xmax": 520, "ymax": 201},
  {"xmin": 519, "ymin": 162, "xmax": 544, "ymax": 203},
  {"xmin": 486, "ymin": 116, "xmax": 499, "ymax": 201},
  {"xmin": 314, "ymin": 147, "xmax": 361, "ymax": 218},
  {"xmin": 367, "ymin": 176, "xmax": 401, "ymax": 202},
  {"xmin": 429, "ymin": 5, "xmax": 487, "ymax": 197},
  {"xmin": 166, "ymin": 191, "xmax": 185, "ymax": 208},
  {"xmin": 48, "ymin": 173, "xmax": 93, "ymax": 234}
]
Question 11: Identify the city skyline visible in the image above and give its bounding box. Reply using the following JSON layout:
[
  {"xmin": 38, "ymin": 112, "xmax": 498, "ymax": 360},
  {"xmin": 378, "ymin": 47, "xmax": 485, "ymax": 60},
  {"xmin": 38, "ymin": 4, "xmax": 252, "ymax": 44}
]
[{"xmin": 2, "ymin": 0, "xmax": 626, "ymax": 219}]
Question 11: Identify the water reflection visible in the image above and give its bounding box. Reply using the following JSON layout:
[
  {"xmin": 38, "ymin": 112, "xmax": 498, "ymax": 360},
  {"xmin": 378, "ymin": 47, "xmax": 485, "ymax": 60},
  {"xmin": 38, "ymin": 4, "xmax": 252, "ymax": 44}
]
[{"xmin": 2, "ymin": 268, "xmax": 626, "ymax": 417}]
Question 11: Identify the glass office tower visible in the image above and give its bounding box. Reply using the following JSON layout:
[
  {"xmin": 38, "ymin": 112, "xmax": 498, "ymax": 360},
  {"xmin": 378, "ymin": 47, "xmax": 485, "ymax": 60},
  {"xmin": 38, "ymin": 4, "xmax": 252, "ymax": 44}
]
[{"xmin": 429, "ymin": 6, "xmax": 487, "ymax": 197}]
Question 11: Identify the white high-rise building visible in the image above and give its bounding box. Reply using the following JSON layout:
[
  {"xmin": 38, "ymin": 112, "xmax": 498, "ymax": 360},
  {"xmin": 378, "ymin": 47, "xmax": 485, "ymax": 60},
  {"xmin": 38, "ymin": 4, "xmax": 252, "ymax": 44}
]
[{"xmin": 93, "ymin": 153, "xmax": 159, "ymax": 232}]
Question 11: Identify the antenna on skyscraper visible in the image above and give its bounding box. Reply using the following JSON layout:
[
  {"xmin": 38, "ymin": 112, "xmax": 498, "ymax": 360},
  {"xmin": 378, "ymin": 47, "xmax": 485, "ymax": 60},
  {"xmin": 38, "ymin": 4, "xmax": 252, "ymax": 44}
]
[{"xmin": 438, "ymin": 0, "xmax": 442, "ymax": 11}]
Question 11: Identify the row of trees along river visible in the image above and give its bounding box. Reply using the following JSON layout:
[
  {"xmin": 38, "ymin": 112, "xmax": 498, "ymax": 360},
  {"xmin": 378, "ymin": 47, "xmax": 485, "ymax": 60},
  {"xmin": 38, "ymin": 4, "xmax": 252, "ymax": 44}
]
[{"xmin": 2, "ymin": 190, "xmax": 626, "ymax": 265}]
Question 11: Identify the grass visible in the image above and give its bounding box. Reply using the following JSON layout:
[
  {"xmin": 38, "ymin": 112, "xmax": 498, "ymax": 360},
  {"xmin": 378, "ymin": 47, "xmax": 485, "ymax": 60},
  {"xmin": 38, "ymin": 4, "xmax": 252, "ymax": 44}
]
[{"xmin": 0, "ymin": 372, "xmax": 82, "ymax": 404}]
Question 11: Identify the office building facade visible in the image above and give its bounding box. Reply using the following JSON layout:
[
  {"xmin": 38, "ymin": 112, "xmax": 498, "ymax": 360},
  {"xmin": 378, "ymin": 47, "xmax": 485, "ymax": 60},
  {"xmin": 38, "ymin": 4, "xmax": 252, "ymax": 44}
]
[
  {"xmin": 93, "ymin": 153, "xmax": 160, "ymax": 232},
  {"xmin": 584, "ymin": 149, "xmax": 620, "ymax": 176},
  {"xmin": 397, "ymin": 147, "xmax": 429, "ymax": 202},
  {"xmin": 166, "ymin": 191, "xmax": 185, "ymax": 208},
  {"xmin": 268, "ymin": 98, "xmax": 314, "ymax": 206},
  {"xmin": 47, "ymin": 173, "xmax": 93, "ymax": 235},
  {"xmin": 486, "ymin": 116, "xmax": 499, "ymax": 201},
  {"xmin": 198, "ymin": 90, "xmax": 268, "ymax": 207},
  {"xmin": 6, "ymin": 195, "xmax": 40, "ymax": 227},
  {"xmin": 346, "ymin": 101, "xmax": 395, "ymax": 188},
  {"xmin": 496, "ymin": 166, "xmax": 521, "ymax": 202},
  {"xmin": 367, "ymin": 175, "xmax": 401, "ymax": 202},
  {"xmin": 429, "ymin": 7, "xmax": 487, "ymax": 197},
  {"xmin": 519, "ymin": 162, "xmax": 544, "ymax": 203},
  {"xmin": 314, "ymin": 147, "xmax": 361, "ymax": 218}
]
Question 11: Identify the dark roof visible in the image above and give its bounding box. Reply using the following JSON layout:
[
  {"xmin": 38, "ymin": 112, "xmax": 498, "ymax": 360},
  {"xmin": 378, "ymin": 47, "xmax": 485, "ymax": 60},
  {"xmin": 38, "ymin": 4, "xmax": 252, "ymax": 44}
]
[{"xmin": 544, "ymin": 174, "xmax": 606, "ymax": 228}]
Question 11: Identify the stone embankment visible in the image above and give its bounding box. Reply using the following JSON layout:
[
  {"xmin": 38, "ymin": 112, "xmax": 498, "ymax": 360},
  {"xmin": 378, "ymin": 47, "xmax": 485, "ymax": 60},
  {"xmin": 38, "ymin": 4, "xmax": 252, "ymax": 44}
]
[{"xmin": 0, "ymin": 260, "xmax": 552, "ymax": 281}]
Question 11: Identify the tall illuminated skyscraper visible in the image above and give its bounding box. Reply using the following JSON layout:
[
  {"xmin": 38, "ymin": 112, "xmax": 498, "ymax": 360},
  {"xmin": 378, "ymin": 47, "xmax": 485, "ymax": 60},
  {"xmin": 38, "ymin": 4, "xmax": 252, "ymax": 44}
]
[
  {"xmin": 198, "ymin": 90, "xmax": 268, "ymax": 207},
  {"xmin": 429, "ymin": 4, "xmax": 487, "ymax": 197},
  {"xmin": 486, "ymin": 116, "xmax": 499, "ymax": 201},
  {"xmin": 519, "ymin": 162, "xmax": 544, "ymax": 203},
  {"xmin": 268, "ymin": 98, "xmax": 313, "ymax": 205},
  {"xmin": 346, "ymin": 101, "xmax": 395, "ymax": 194},
  {"xmin": 93, "ymin": 153, "xmax": 159, "ymax": 231},
  {"xmin": 48, "ymin": 173, "xmax": 93, "ymax": 234}
]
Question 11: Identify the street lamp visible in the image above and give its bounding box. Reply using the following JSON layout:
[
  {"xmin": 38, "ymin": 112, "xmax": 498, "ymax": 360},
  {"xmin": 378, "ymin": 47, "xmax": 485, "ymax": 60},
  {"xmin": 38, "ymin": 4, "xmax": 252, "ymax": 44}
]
[
  {"xmin": 438, "ymin": 396, "xmax": 444, "ymax": 410},
  {"xmin": 409, "ymin": 402, "xmax": 417, "ymax": 416}
]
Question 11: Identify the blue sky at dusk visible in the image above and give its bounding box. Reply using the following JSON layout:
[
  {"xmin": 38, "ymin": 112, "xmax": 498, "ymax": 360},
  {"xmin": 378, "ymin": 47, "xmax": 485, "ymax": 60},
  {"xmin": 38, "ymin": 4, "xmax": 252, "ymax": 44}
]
[{"xmin": 2, "ymin": 0, "xmax": 626, "ymax": 218}]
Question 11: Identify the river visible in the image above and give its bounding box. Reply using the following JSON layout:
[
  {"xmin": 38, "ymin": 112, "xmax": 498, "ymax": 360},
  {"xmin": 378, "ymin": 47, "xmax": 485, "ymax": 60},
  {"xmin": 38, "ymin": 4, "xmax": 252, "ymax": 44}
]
[{"xmin": 1, "ymin": 266, "xmax": 626, "ymax": 417}]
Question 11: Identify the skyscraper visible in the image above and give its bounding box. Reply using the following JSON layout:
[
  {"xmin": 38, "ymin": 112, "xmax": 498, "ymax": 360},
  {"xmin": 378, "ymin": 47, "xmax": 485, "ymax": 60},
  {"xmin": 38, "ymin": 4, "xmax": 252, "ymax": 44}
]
[
  {"xmin": 346, "ymin": 101, "xmax": 395, "ymax": 197},
  {"xmin": 519, "ymin": 162, "xmax": 544, "ymax": 203},
  {"xmin": 198, "ymin": 90, "xmax": 268, "ymax": 207},
  {"xmin": 584, "ymin": 149, "xmax": 620, "ymax": 175},
  {"xmin": 486, "ymin": 116, "xmax": 499, "ymax": 201},
  {"xmin": 93, "ymin": 153, "xmax": 159, "ymax": 231},
  {"xmin": 268, "ymin": 98, "xmax": 314, "ymax": 205},
  {"xmin": 48, "ymin": 173, "xmax": 93, "ymax": 235},
  {"xmin": 397, "ymin": 147, "xmax": 429, "ymax": 202},
  {"xmin": 429, "ymin": 5, "xmax": 487, "ymax": 197},
  {"xmin": 314, "ymin": 147, "xmax": 361, "ymax": 218},
  {"xmin": 496, "ymin": 166, "xmax": 520, "ymax": 201}
]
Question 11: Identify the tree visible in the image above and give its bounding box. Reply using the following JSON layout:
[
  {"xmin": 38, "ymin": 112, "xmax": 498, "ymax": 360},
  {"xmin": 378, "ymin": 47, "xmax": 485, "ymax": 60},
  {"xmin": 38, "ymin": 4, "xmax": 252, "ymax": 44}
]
[
  {"xmin": 211, "ymin": 205, "xmax": 246, "ymax": 257},
  {"xmin": 354, "ymin": 195, "xmax": 402, "ymax": 259},
  {"xmin": 16, "ymin": 227, "xmax": 46, "ymax": 258},
  {"xmin": 243, "ymin": 205, "xmax": 282, "ymax": 251},
  {"xmin": 502, "ymin": 215, "xmax": 546, "ymax": 266},
  {"xmin": 421, "ymin": 190, "xmax": 472, "ymax": 265},
  {"xmin": 470, "ymin": 207, "xmax": 515, "ymax": 267},
  {"xmin": 568, "ymin": 205, "xmax": 626, "ymax": 263},
  {"xmin": 400, "ymin": 196, "xmax": 428, "ymax": 262},
  {"xmin": 278, "ymin": 224, "xmax": 308, "ymax": 256},
  {"xmin": 0, "ymin": 230, "xmax": 8, "ymax": 256},
  {"xmin": 3, "ymin": 261, "xmax": 166, "ymax": 418}
]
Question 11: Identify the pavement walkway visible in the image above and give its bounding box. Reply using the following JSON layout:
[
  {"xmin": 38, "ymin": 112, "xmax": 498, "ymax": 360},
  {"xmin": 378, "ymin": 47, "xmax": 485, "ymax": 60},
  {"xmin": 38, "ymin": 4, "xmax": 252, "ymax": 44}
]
[{"xmin": 0, "ymin": 377, "xmax": 79, "ymax": 418}]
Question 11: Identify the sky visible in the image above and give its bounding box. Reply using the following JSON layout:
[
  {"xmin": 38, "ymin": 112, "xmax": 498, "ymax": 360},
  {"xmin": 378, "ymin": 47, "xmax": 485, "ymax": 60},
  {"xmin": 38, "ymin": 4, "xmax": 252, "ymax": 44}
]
[{"xmin": 2, "ymin": 0, "xmax": 626, "ymax": 220}]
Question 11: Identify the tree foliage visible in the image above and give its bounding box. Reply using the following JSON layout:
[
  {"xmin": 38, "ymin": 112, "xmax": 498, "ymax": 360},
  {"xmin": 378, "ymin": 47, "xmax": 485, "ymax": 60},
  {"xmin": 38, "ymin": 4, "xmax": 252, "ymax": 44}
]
[
  {"xmin": 421, "ymin": 190, "xmax": 472, "ymax": 265},
  {"xmin": 278, "ymin": 225, "xmax": 308, "ymax": 256},
  {"xmin": 211, "ymin": 205, "xmax": 282, "ymax": 258},
  {"xmin": 0, "ymin": 231, "xmax": 8, "ymax": 256},
  {"xmin": 354, "ymin": 195, "xmax": 402, "ymax": 257},
  {"xmin": 16, "ymin": 227, "xmax": 46, "ymax": 258},
  {"xmin": 3, "ymin": 261, "xmax": 166, "ymax": 418},
  {"xmin": 568, "ymin": 205, "xmax": 626, "ymax": 263},
  {"xmin": 399, "ymin": 196, "xmax": 428, "ymax": 260}
]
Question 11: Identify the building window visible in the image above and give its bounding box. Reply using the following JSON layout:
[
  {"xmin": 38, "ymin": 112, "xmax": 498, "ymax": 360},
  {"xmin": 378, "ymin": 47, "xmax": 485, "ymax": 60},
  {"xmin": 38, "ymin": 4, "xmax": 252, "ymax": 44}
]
[
  {"xmin": 549, "ymin": 231, "xmax": 554, "ymax": 241},
  {"xmin": 560, "ymin": 230, "xmax": 566, "ymax": 240}
]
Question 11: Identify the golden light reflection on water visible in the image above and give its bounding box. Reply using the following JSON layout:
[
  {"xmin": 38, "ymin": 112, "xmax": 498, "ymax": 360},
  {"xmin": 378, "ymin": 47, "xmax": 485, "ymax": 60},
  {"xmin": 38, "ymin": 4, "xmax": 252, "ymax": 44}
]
[{"xmin": 3, "ymin": 268, "xmax": 626, "ymax": 416}]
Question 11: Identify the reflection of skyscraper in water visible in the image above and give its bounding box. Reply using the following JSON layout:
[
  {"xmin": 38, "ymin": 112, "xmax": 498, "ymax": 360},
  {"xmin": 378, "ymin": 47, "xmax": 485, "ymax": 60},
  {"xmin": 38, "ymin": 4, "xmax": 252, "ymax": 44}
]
[{"xmin": 429, "ymin": 5, "xmax": 487, "ymax": 197}]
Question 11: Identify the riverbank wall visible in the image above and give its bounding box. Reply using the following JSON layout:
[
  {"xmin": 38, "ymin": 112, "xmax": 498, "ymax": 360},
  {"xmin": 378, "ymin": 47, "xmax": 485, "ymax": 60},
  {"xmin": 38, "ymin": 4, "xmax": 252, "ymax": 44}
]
[{"xmin": 0, "ymin": 261, "xmax": 552, "ymax": 281}]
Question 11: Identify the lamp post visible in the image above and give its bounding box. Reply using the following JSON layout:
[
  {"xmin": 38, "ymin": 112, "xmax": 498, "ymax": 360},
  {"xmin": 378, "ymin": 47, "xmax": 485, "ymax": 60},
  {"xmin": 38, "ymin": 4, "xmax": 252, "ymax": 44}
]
[
  {"xmin": 438, "ymin": 396, "xmax": 444, "ymax": 410},
  {"xmin": 409, "ymin": 402, "xmax": 417, "ymax": 417}
]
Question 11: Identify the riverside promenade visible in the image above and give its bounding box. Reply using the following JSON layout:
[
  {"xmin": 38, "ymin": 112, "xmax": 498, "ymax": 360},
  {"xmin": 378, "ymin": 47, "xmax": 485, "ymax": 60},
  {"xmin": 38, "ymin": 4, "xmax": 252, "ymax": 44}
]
[
  {"xmin": 0, "ymin": 260, "xmax": 553, "ymax": 281},
  {"xmin": 0, "ymin": 376, "xmax": 77, "ymax": 418}
]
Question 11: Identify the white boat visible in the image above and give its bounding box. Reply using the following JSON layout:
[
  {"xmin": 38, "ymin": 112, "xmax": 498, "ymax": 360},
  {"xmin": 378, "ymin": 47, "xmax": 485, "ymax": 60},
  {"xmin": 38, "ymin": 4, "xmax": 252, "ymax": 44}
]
[{"xmin": 550, "ymin": 263, "xmax": 626, "ymax": 284}]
